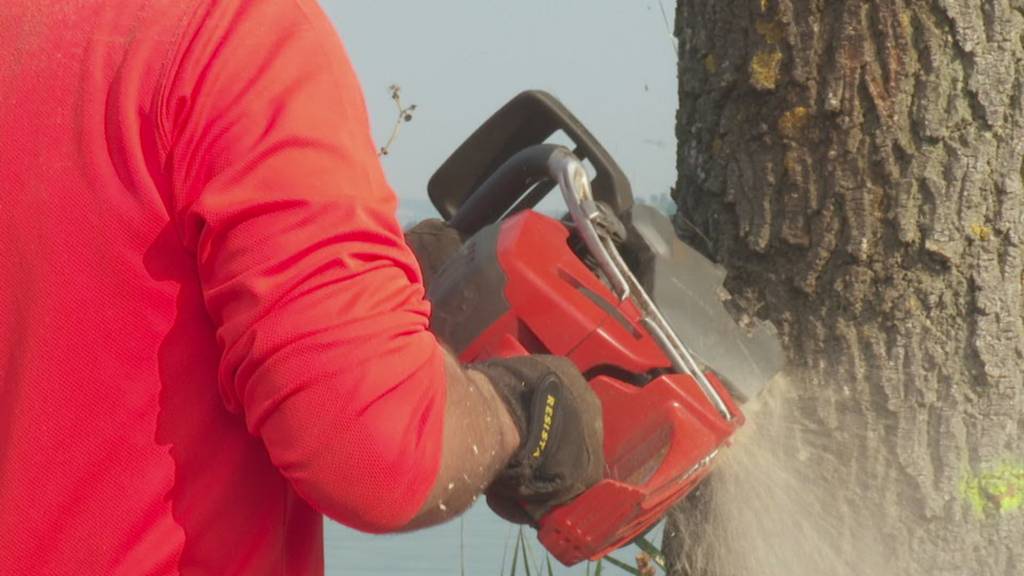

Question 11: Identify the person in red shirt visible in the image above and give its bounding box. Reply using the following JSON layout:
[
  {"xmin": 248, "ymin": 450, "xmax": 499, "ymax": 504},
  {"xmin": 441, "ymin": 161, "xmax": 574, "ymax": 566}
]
[{"xmin": 0, "ymin": 1, "xmax": 602, "ymax": 574}]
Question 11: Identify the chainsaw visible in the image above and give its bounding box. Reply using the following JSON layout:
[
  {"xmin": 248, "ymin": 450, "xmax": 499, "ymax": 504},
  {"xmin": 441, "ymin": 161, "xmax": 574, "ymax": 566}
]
[{"xmin": 424, "ymin": 91, "xmax": 784, "ymax": 566}]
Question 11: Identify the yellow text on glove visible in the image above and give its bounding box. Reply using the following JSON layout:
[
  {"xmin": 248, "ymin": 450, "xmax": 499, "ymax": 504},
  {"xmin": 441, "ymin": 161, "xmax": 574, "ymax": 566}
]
[{"xmin": 532, "ymin": 394, "xmax": 557, "ymax": 459}]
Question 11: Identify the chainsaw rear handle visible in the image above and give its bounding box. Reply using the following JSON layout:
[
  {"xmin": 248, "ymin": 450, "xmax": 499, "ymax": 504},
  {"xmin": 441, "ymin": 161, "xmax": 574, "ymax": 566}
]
[{"xmin": 448, "ymin": 143, "xmax": 569, "ymax": 237}]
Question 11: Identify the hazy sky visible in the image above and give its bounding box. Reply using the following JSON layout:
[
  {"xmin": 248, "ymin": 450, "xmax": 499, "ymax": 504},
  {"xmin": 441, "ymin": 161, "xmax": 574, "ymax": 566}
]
[{"xmin": 321, "ymin": 1, "xmax": 679, "ymax": 219}]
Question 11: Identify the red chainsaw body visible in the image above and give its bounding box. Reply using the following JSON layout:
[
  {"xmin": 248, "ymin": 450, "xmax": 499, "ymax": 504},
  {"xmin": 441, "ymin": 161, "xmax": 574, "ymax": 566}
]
[{"xmin": 452, "ymin": 211, "xmax": 744, "ymax": 566}]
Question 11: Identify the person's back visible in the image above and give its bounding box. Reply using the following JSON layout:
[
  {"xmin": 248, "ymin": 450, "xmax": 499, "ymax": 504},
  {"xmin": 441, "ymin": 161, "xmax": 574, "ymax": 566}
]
[
  {"xmin": 0, "ymin": 1, "xmax": 450, "ymax": 573},
  {"xmin": 0, "ymin": 1, "xmax": 612, "ymax": 573}
]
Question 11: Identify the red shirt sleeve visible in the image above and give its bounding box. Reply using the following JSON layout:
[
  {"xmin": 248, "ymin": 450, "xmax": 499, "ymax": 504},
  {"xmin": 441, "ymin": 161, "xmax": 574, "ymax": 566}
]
[{"xmin": 157, "ymin": 0, "xmax": 445, "ymax": 533}]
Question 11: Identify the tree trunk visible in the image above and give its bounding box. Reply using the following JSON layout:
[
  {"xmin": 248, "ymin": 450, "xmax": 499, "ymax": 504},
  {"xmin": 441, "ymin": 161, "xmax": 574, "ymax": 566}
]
[{"xmin": 663, "ymin": 1, "xmax": 1024, "ymax": 575}]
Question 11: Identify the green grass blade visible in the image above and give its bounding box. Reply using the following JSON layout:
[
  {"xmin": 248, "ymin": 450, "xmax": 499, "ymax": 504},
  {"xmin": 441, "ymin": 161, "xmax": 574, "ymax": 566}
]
[
  {"xmin": 546, "ymin": 554, "xmax": 555, "ymax": 576},
  {"xmin": 519, "ymin": 529, "xmax": 533, "ymax": 576},
  {"xmin": 595, "ymin": 558, "xmax": 604, "ymax": 576},
  {"xmin": 459, "ymin": 517, "xmax": 466, "ymax": 576},
  {"xmin": 603, "ymin": 555, "xmax": 643, "ymax": 575},
  {"xmin": 500, "ymin": 524, "xmax": 514, "ymax": 576},
  {"xmin": 509, "ymin": 528, "xmax": 522, "ymax": 576},
  {"xmin": 633, "ymin": 536, "xmax": 666, "ymax": 571},
  {"xmin": 521, "ymin": 528, "xmax": 543, "ymax": 576}
]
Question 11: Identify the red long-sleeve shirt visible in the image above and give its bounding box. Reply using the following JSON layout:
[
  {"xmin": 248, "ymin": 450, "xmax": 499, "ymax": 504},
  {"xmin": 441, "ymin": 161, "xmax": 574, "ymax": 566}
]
[{"xmin": 0, "ymin": 0, "xmax": 447, "ymax": 574}]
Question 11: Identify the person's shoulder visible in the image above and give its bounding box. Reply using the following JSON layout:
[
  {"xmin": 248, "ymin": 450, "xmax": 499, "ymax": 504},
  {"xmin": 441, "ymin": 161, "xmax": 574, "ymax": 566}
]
[{"xmin": 165, "ymin": 0, "xmax": 336, "ymax": 56}]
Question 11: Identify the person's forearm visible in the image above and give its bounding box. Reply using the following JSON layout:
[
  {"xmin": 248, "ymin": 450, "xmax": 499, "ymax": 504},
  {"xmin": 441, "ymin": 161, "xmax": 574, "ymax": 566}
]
[{"xmin": 403, "ymin": 350, "xmax": 521, "ymax": 530}]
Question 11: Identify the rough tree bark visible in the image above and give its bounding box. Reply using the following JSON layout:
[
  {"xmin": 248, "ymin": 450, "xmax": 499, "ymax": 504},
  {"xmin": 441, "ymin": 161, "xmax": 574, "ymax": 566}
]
[{"xmin": 663, "ymin": 1, "xmax": 1024, "ymax": 575}]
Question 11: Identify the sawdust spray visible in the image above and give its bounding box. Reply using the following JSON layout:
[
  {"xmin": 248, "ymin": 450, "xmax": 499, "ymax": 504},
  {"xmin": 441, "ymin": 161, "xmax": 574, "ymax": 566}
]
[{"xmin": 665, "ymin": 376, "xmax": 904, "ymax": 576}]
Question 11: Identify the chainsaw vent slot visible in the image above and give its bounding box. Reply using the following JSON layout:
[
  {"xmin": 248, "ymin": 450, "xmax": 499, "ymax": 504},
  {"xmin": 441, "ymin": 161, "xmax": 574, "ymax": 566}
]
[
  {"xmin": 583, "ymin": 365, "xmax": 674, "ymax": 387},
  {"xmin": 584, "ymin": 365, "xmax": 649, "ymax": 387},
  {"xmin": 574, "ymin": 285, "xmax": 641, "ymax": 339}
]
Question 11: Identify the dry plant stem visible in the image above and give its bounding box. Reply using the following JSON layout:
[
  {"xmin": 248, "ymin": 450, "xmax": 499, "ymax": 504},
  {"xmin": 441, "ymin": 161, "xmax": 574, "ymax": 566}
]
[
  {"xmin": 657, "ymin": 0, "xmax": 678, "ymax": 57},
  {"xmin": 378, "ymin": 84, "xmax": 416, "ymax": 157}
]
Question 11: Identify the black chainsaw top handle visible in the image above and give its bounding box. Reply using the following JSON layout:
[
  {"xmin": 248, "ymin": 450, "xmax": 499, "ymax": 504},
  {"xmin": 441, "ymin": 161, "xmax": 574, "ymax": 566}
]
[
  {"xmin": 447, "ymin": 144, "xmax": 571, "ymax": 237},
  {"xmin": 428, "ymin": 90, "xmax": 633, "ymax": 231}
]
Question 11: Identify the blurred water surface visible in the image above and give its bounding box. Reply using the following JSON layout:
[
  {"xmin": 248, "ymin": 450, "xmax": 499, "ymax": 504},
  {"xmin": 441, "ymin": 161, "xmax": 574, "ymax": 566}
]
[{"xmin": 325, "ymin": 500, "xmax": 664, "ymax": 575}]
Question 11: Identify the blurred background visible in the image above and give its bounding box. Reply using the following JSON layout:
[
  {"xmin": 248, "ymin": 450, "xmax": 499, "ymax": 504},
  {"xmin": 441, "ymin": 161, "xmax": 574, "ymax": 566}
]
[{"xmin": 320, "ymin": 2, "xmax": 678, "ymax": 573}]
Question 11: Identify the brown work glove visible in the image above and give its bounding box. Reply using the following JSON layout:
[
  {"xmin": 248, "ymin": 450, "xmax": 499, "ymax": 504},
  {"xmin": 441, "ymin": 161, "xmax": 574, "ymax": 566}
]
[
  {"xmin": 404, "ymin": 218, "xmax": 463, "ymax": 291},
  {"xmin": 471, "ymin": 355, "xmax": 605, "ymax": 525}
]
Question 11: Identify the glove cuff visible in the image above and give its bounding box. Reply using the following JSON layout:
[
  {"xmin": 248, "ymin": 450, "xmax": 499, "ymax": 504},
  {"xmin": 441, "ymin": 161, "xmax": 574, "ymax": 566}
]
[
  {"xmin": 468, "ymin": 359, "xmax": 530, "ymax": 452},
  {"xmin": 470, "ymin": 356, "xmax": 585, "ymax": 497}
]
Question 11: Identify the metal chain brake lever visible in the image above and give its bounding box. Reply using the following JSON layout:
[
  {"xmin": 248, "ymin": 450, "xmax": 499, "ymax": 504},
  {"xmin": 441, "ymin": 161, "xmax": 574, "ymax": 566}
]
[{"xmin": 548, "ymin": 150, "xmax": 734, "ymax": 422}]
